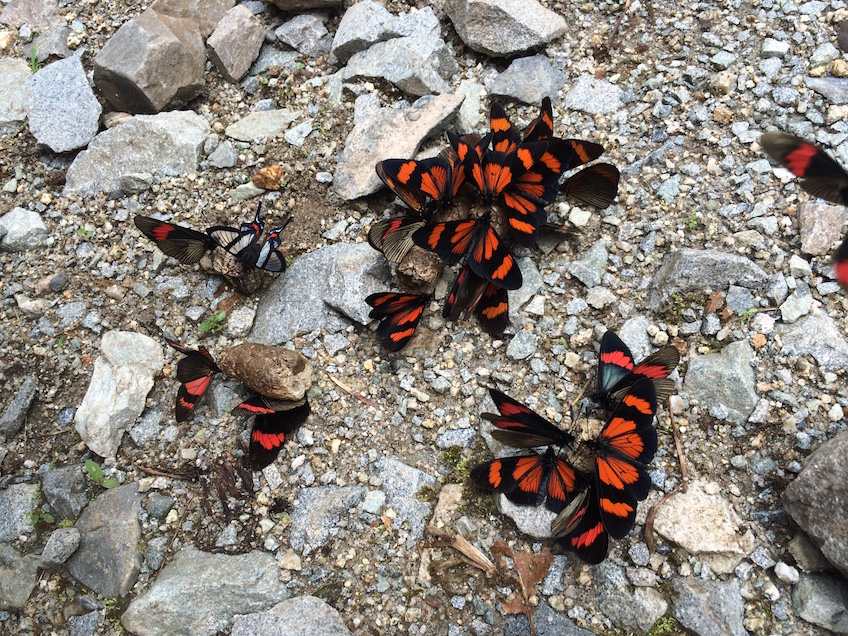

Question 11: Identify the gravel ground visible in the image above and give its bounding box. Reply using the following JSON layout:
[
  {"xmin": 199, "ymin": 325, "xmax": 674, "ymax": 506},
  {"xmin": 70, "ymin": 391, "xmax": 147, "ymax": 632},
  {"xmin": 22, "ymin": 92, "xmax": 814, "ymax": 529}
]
[{"xmin": 1, "ymin": 0, "xmax": 848, "ymax": 634}]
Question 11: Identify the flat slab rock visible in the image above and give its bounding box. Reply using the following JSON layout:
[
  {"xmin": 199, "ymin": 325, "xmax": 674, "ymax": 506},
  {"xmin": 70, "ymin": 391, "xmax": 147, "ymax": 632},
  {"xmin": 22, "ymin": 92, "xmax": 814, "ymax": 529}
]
[{"xmin": 231, "ymin": 595, "xmax": 350, "ymax": 635}]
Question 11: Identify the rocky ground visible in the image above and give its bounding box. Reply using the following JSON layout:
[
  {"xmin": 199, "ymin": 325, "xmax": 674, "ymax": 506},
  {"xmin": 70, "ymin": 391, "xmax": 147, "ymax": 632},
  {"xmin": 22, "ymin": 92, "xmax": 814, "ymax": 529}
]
[{"xmin": 1, "ymin": 0, "xmax": 848, "ymax": 634}]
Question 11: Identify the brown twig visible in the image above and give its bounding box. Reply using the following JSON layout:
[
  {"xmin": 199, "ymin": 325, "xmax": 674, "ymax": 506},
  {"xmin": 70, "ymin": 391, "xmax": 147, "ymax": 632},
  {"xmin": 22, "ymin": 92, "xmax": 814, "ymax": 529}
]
[
  {"xmin": 668, "ymin": 395, "xmax": 688, "ymax": 490},
  {"xmin": 326, "ymin": 373, "xmax": 377, "ymax": 407},
  {"xmin": 569, "ymin": 374, "xmax": 594, "ymax": 409},
  {"xmin": 157, "ymin": 491, "xmax": 194, "ymax": 577},
  {"xmin": 607, "ymin": 0, "xmax": 634, "ymax": 50},
  {"xmin": 427, "ymin": 525, "xmax": 496, "ymax": 576}
]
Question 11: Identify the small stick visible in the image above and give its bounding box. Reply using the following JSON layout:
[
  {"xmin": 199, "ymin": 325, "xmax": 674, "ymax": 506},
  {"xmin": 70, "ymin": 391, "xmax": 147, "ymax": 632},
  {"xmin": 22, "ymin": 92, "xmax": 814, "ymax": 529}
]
[
  {"xmin": 427, "ymin": 525, "xmax": 496, "ymax": 576},
  {"xmin": 569, "ymin": 374, "xmax": 594, "ymax": 408},
  {"xmin": 327, "ymin": 373, "xmax": 377, "ymax": 407},
  {"xmin": 607, "ymin": 0, "xmax": 634, "ymax": 50},
  {"xmin": 668, "ymin": 396, "xmax": 688, "ymax": 491}
]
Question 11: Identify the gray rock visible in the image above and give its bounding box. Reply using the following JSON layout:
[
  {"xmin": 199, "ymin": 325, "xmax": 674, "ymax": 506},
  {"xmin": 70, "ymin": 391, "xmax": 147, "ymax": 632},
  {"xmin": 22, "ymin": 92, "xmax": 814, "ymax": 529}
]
[
  {"xmin": 508, "ymin": 257, "xmax": 542, "ymax": 323},
  {"xmin": 617, "ymin": 317, "xmax": 652, "ymax": 361},
  {"xmin": 0, "ymin": 207, "xmax": 47, "ymax": 252},
  {"xmin": 436, "ymin": 428, "xmax": 476, "ymax": 449},
  {"xmin": 225, "ymin": 108, "xmax": 301, "ymax": 142},
  {"xmin": 762, "ymin": 37, "xmax": 790, "ymax": 58},
  {"xmin": 653, "ymin": 480, "xmax": 755, "ymax": 575},
  {"xmin": 361, "ymin": 490, "xmax": 385, "ymax": 514},
  {"xmin": 488, "ymin": 54, "xmax": 563, "ymax": 105},
  {"xmin": 506, "ymin": 329, "xmax": 537, "ymax": 360},
  {"xmin": 249, "ymin": 44, "xmax": 300, "ymax": 76},
  {"xmin": 711, "ymin": 50, "xmax": 736, "ymax": 70},
  {"xmin": 289, "ymin": 486, "xmax": 365, "ymax": 553},
  {"xmin": 792, "ymin": 573, "xmax": 848, "ymax": 633},
  {"xmin": 149, "ymin": 0, "xmax": 235, "ymax": 38},
  {"xmin": 93, "ymin": 9, "xmax": 206, "ymax": 114},
  {"xmin": 207, "ymin": 6, "xmax": 264, "ymax": 83},
  {"xmin": 118, "ymin": 172, "xmax": 153, "ymax": 194},
  {"xmin": 569, "ymin": 239, "xmax": 607, "ymax": 288},
  {"xmin": 372, "ymin": 457, "xmax": 436, "ymax": 539},
  {"xmin": 64, "ymin": 111, "xmax": 210, "ymax": 197},
  {"xmin": 806, "ymin": 77, "xmax": 848, "ymax": 105},
  {"xmin": 778, "ymin": 313, "xmax": 848, "ymax": 373},
  {"xmin": 779, "ymin": 282, "xmax": 813, "ymax": 323},
  {"xmin": 594, "ymin": 562, "xmax": 668, "ymax": 634},
  {"xmin": 343, "ymin": 34, "xmax": 457, "ymax": 97},
  {"xmin": 275, "ymin": 14, "xmax": 332, "ymax": 58},
  {"xmin": 800, "ymin": 202, "xmax": 848, "ymax": 255},
  {"xmin": 505, "ymin": 601, "xmax": 595, "ymax": 635},
  {"xmin": 564, "ymin": 74, "xmax": 625, "ymax": 115},
  {"xmin": 446, "ymin": 0, "xmax": 566, "ymax": 57},
  {"xmin": 144, "ymin": 493, "xmax": 174, "ymax": 519},
  {"xmin": 230, "ymin": 595, "xmax": 350, "ymax": 635},
  {"xmin": 22, "ymin": 25, "xmax": 72, "ymax": 62},
  {"xmin": 646, "ymin": 249, "xmax": 767, "ymax": 310},
  {"xmin": 206, "ymin": 140, "xmax": 238, "ymax": 168},
  {"xmin": 331, "ymin": 0, "xmax": 398, "ymax": 63},
  {"xmin": 683, "ymin": 340, "xmax": 758, "ymax": 423},
  {"xmin": 767, "ymin": 273, "xmax": 789, "ymax": 305},
  {"xmin": 670, "ymin": 578, "xmax": 747, "ymax": 636},
  {"xmin": 0, "ymin": 544, "xmax": 39, "ymax": 610},
  {"xmin": 266, "ymin": 0, "xmax": 340, "ymax": 9},
  {"xmin": 334, "ymin": 93, "xmax": 463, "ymax": 200},
  {"xmin": 251, "ymin": 243, "xmax": 390, "ymax": 344},
  {"xmin": 42, "ymin": 465, "xmax": 91, "ymax": 521},
  {"xmin": 69, "ymin": 610, "xmax": 103, "ymax": 636},
  {"xmin": 0, "ymin": 54, "xmax": 31, "ymax": 134},
  {"xmin": 66, "ymin": 483, "xmax": 142, "ymax": 598},
  {"xmin": 74, "ymin": 331, "xmax": 164, "ymax": 459},
  {"xmin": 456, "ymin": 79, "xmax": 485, "ymax": 131},
  {"xmin": 26, "ymin": 53, "xmax": 101, "ymax": 152},
  {"xmin": 39, "ymin": 527, "xmax": 81, "ymax": 571},
  {"xmin": 725, "ymin": 285, "xmax": 757, "ymax": 313},
  {"xmin": 0, "ymin": 483, "xmax": 37, "ymax": 542},
  {"xmin": 783, "ymin": 429, "xmax": 848, "ymax": 578},
  {"xmin": 285, "ymin": 120, "xmax": 313, "ymax": 146},
  {"xmin": 122, "ymin": 546, "xmax": 289, "ymax": 636},
  {"xmin": 0, "ymin": 374, "xmax": 37, "ymax": 437},
  {"xmin": 0, "ymin": 0, "xmax": 59, "ymax": 29}
]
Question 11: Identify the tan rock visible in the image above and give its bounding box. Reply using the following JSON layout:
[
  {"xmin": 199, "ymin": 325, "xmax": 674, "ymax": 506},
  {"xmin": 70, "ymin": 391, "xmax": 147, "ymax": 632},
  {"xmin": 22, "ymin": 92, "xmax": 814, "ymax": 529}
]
[
  {"xmin": 217, "ymin": 344, "xmax": 313, "ymax": 400},
  {"xmin": 252, "ymin": 165, "xmax": 284, "ymax": 190},
  {"xmin": 396, "ymin": 247, "xmax": 444, "ymax": 296}
]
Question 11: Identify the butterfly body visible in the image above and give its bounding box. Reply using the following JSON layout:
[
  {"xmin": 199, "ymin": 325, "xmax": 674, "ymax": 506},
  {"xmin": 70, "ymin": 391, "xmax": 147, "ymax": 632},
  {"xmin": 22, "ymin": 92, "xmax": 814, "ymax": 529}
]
[{"xmin": 593, "ymin": 330, "xmax": 679, "ymax": 404}]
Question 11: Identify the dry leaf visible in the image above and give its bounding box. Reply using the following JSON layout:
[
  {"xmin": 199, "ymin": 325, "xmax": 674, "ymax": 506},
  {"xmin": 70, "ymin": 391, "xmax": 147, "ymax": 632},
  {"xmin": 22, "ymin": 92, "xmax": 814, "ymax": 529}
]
[
  {"xmin": 252, "ymin": 165, "xmax": 284, "ymax": 190},
  {"xmin": 719, "ymin": 306, "xmax": 733, "ymax": 322},
  {"xmin": 502, "ymin": 593, "xmax": 528, "ymax": 615},
  {"xmin": 427, "ymin": 525, "xmax": 496, "ymax": 575},
  {"xmin": 381, "ymin": 513, "xmax": 392, "ymax": 531},
  {"xmin": 705, "ymin": 290, "xmax": 723, "ymax": 314},
  {"xmin": 751, "ymin": 333, "xmax": 766, "ymax": 351},
  {"xmin": 215, "ymin": 291, "xmax": 244, "ymax": 316}
]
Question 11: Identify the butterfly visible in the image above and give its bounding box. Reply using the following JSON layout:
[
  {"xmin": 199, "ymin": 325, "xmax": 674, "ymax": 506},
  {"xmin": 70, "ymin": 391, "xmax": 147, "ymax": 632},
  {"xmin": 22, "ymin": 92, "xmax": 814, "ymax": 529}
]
[
  {"xmin": 207, "ymin": 203, "xmax": 293, "ymax": 272},
  {"xmin": 469, "ymin": 446, "xmax": 590, "ymax": 515},
  {"xmin": 475, "ymin": 281, "xmax": 510, "ymax": 335},
  {"xmin": 481, "ymin": 388, "xmax": 575, "ymax": 449},
  {"xmin": 593, "ymin": 330, "xmax": 679, "ymax": 404},
  {"xmin": 552, "ymin": 482, "xmax": 609, "ymax": 564},
  {"xmin": 411, "ymin": 212, "xmax": 523, "ymax": 290},
  {"xmin": 760, "ymin": 132, "xmax": 848, "ymax": 286},
  {"xmin": 583, "ymin": 379, "xmax": 658, "ymax": 539},
  {"xmin": 367, "ymin": 216, "xmax": 426, "ymax": 263},
  {"xmin": 165, "ymin": 338, "xmax": 220, "ymax": 422},
  {"xmin": 560, "ymin": 163, "xmax": 621, "ymax": 210},
  {"xmin": 134, "ymin": 215, "xmax": 217, "ymax": 264},
  {"xmin": 233, "ymin": 395, "xmax": 311, "ymax": 469},
  {"xmin": 376, "ymin": 150, "xmax": 466, "ymax": 216},
  {"xmin": 364, "ymin": 292, "xmax": 427, "ymax": 352}
]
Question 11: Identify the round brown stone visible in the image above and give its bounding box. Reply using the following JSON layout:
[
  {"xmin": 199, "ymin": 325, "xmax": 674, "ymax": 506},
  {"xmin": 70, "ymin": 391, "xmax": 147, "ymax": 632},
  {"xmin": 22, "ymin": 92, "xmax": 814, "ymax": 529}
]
[{"xmin": 217, "ymin": 344, "xmax": 313, "ymax": 400}]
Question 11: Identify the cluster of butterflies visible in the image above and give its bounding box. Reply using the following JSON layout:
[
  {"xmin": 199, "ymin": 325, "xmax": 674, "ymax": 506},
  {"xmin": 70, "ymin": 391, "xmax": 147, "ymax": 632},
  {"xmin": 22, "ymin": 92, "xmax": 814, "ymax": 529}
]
[
  {"xmin": 760, "ymin": 132, "xmax": 848, "ymax": 288},
  {"xmin": 166, "ymin": 339, "xmax": 310, "ymax": 470},
  {"xmin": 134, "ymin": 202, "xmax": 292, "ymax": 284},
  {"xmin": 470, "ymin": 331, "xmax": 679, "ymax": 564},
  {"xmin": 365, "ymin": 98, "xmax": 621, "ymax": 352}
]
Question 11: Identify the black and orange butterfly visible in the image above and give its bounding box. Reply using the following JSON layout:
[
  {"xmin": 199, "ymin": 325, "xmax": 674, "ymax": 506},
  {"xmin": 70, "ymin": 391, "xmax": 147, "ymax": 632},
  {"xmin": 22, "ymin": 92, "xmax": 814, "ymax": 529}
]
[
  {"xmin": 552, "ymin": 482, "xmax": 609, "ymax": 564},
  {"xmin": 134, "ymin": 215, "xmax": 217, "ymax": 264},
  {"xmin": 594, "ymin": 330, "xmax": 679, "ymax": 404},
  {"xmin": 233, "ymin": 395, "xmax": 311, "ymax": 469},
  {"xmin": 761, "ymin": 132, "xmax": 848, "ymax": 286},
  {"xmin": 481, "ymin": 388, "xmax": 575, "ymax": 449},
  {"xmin": 475, "ymin": 281, "xmax": 510, "ymax": 335},
  {"xmin": 376, "ymin": 149, "xmax": 467, "ymax": 215},
  {"xmin": 586, "ymin": 378, "xmax": 658, "ymax": 539},
  {"xmin": 367, "ymin": 216, "xmax": 426, "ymax": 263},
  {"xmin": 412, "ymin": 212, "xmax": 523, "ymax": 290},
  {"xmin": 165, "ymin": 338, "xmax": 220, "ymax": 422},
  {"xmin": 208, "ymin": 203, "xmax": 292, "ymax": 273},
  {"xmin": 364, "ymin": 292, "xmax": 427, "ymax": 353},
  {"xmin": 441, "ymin": 265, "xmax": 511, "ymax": 335},
  {"xmin": 470, "ymin": 446, "xmax": 590, "ymax": 515}
]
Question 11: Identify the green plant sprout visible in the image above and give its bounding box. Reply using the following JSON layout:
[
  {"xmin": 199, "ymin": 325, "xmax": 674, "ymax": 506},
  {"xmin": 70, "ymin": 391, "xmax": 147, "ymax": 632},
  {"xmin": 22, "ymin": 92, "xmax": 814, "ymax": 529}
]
[
  {"xmin": 84, "ymin": 459, "xmax": 120, "ymax": 489},
  {"xmin": 198, "ymin": 310, "xmax": 226, "ymax": 332}
]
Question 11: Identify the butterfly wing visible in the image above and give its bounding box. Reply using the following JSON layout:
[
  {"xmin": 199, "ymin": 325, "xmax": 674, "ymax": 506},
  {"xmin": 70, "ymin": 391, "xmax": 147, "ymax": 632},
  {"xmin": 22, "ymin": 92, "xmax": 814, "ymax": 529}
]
[
  {"xmin": 482, "ymin": 388, "xmax": 574, "ymax": 448},
  {"xmin": 412, "ymin": 218, "xmax": 480, "ymax": 265},
  {"xmin": 761, "ymin": 132, "xmax": 848, "ymax": 206},
  {"xmin": 596, "ymin": 330, "xmax": 635, "ymax": 398},
  {"xmin": 368, "ymin": 217, "xmax": 426, "ymax": 264},
  {"xmin": 475, "ymin": 283, "xmax": 509, "ymax": 336},
  {"xmin": 134, "ymin": 216, "xmax": 214, "ymax": 264},
  {"xmin": 835, "ymin": 235, "xmax": 848, "ymax": 287},
  {"xmin": 523, "ymin": 97, "xmax": 555, "ymax": 143},
  {"xmin": 254, "ymin": 217, "xmax": 293, "ymax": 273},
  {"xmin": 560, "ymin": 163, "xmax": 620, "ymax": 209},
  {"xmin": 365, "ymin": 292, "xmax": 426, "ymax": 353},
  {"xmin": 248, "ymin": 399, "xmax": 311, "ymax": 469},
  {"xmin": 376, "ymin": 159, "xmax": 427, "ymax": 213},
  {"xmin": 466, "ymin": 218, "xmax": 523, "ymax": 290},
  {"xmin": 555, "ymin": 483, "xmax": 609, "ymax": 564},
  {"xmin": 490, "ymin": 102, "xmax": 521, "ymax": 154},
  {"xmin": 593, "ymin": 379, "xmax": 658, "ymax": 539},
  {"xmin": 607, "ymin": 346, "xmax": 680, "ymax": 403},
  {"xmin": 166, "ymin": 338, "xmax": 219, "ymax": 422},
  {"xmin": 442, "ymin": 264, "xmax": 488, "ymax": 321},
  {"xmin": 562, "ymin": 139, "xmax": 605, "ymax": 169}
]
